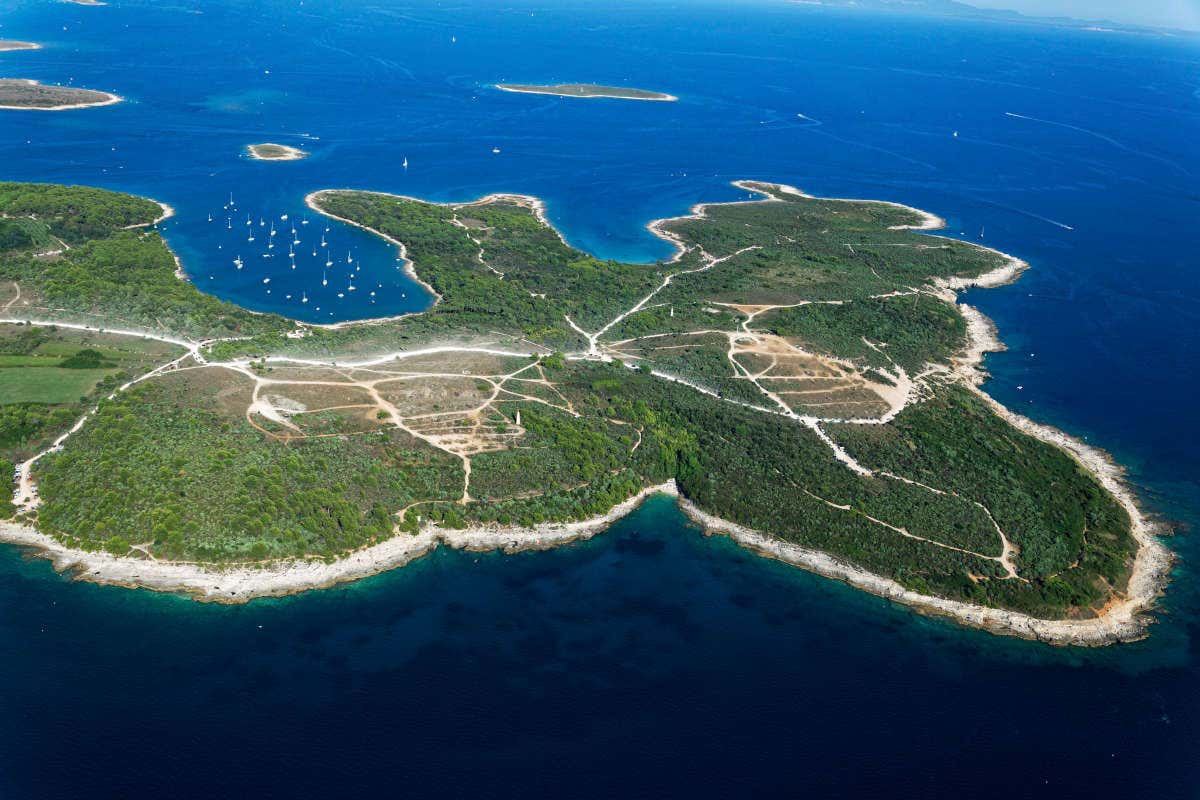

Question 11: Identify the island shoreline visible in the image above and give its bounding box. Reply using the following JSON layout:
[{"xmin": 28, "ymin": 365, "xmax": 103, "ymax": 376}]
[
  {"xmin": 246, "ymin": 143, "xmax": 308, "ymax": 162},
  {"xmin": 1, "ymin": 182, "xmax": 1171, "ymax": 645},
  {"xmin": 0, "ymin": 79, "xmax": 122, "ymax": 111},
  {"xmin": 495, "ymin": 83, "xmax": 677, "ymax": 102}
]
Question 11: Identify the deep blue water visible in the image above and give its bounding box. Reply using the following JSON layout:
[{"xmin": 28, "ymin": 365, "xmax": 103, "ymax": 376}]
[{"xmin": 1, "ymin": 0, "xmax": 1199, "ymax": 796}]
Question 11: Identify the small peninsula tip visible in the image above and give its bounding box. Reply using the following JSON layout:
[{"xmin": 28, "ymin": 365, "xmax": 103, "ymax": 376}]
[
  {"xmin": 0, "ymin": 79, "xmax": 120, "ymax": 111},
  {"xmin": 246, "ymin": 143, "xmax": 309, "ymax": 161},
  {"xmin": 0, "ymin": 41, "xmax": 41, "ymax": 52},
  {"xmin": 496, "ymin": 83, "xmax": 677, "ymax": 102}
]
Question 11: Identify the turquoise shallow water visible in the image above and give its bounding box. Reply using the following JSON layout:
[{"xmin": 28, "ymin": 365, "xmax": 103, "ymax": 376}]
[{"xmin": 1, "ymin": 0, "xmax": 1199, "ymax": 796}]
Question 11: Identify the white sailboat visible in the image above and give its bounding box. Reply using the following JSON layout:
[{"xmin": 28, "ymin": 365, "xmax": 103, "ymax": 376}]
[
  {"xmin": 346, "ymin": 250, "xmax": 352, "ymax": 264},
  {"xmin": 301, "ymin": 292, "xmax": 308, "ymax": 303},
  {"xmin": 322, "ymin": 268, "xmax": 328, "ymax": 286},
  {"xmin": 325, "ymin": 250, "xmax": 333, "ymax": 268},
  {"xmin": 233, "ymin": 255, "xmax": 243, "ymax": 270},
  {"xmin": 402, "ymin": 156, "xmax": 408, "ymax": 169}
]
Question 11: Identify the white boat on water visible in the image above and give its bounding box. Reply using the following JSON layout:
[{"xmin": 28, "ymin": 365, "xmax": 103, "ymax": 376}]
[{"xmin": 233, "ymin": 256, "xmax": 243, "ymax": 269}]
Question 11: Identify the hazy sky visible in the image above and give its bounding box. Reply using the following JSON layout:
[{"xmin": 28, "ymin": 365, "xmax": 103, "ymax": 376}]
[{"xmin": 966, "ymin": 0, "xmax": 1200, "ymax": 31}]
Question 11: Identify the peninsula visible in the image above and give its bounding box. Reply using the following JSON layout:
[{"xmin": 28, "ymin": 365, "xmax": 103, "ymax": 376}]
[
  {"xmin": 0, "ymin": 79, "xmax": 120, "ymax": 110},
  {"xmin": 0, "ymin": 41, "xmax": 40, "ymax": 52},
  {"xmin": 0, "ymin": 180, "xmax": 1169, "ymax": 645},
  {"xmin": 246, "ymin": 143, "xmax": 309, "ymax": 161},
  {"xmin": 496, "ymin": 83, "xmax": 677, "ymax": 101}
]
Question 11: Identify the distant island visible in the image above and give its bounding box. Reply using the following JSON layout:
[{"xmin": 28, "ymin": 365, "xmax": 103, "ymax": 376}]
[
  {"xmin": 0, "ymin": 41, "xmax": 41, "ymax": 52},
  {"xmin": 63, "ymin": 0, "xmax": 106, "ymax": 5},
  {"xmin": 496, "ymin": 83, "xmax": 677, "ymax": 102},
  {"xmin": 0, "ymin": 180, "xmax": 1169, "ymax": 645},
  {"xmin": 0, "ymin": 79, "xmax": 120, "ymax": 111},
  {"xmin": 246, "ymin": 143, "xmax": 309, "ymax": 161}
]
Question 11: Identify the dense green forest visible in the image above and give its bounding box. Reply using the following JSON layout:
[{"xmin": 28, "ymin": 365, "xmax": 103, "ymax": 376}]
[
  {"xmin": 759, "ymin": 293, "xmax": 967, "ymax": 373},
  {"xmin": 35, "ymin": 370, "xmax": 463, "ymax": 562},
  {"xmin": 0, "ymin": 459, "xmax": 13, "ymax": 518}
]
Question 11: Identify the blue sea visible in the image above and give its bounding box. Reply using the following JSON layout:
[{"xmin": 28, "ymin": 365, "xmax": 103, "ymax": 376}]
[{"xmin": 2, "ymin": 0, "xmax": 1199, "ymax": 796}]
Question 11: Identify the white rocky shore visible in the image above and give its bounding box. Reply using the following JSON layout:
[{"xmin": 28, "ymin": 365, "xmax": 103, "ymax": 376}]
[{"xmin": 0, "ymin": 485, "xmax": 674, "ymax": 603}]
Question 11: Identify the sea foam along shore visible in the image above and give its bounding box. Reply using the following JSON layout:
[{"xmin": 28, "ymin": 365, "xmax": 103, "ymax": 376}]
[{"xmin": 0, "ymin": 183, "xmax": 1171, "ymax": 643}]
